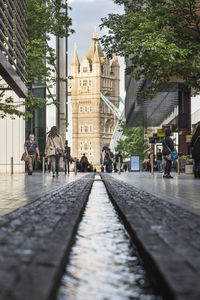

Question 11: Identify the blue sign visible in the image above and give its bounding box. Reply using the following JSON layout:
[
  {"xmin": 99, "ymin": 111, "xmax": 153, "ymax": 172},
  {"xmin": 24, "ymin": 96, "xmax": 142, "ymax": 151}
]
[{"xmin": 131, "ymin": 156, "xmax": 140, "ymax": 171}]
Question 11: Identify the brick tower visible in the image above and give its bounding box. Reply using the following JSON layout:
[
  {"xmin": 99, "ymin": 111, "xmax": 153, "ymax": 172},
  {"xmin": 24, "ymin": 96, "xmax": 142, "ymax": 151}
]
[{"xmin": 70, "ymin": 30, "xmax": 120, "ymax": 168}]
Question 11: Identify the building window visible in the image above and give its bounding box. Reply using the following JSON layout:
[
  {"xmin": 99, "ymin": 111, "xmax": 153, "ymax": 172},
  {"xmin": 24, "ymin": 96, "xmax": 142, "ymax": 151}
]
[
  {"xmin": 85, "ymin": 125, "xmax": 88, "ymax": 133},
  {"xmin": 89, "ymin": 106, "xmax": 93, "ymax": 112},
  {"xmin": 80, "ymin": 125, "xmax": 84, "ymax": 133},
  {"xmin": 84, "ymin": 106, "xmax": 88, "ymax": 112},
  {"xmin": 79, "ymin": 80, "xmax": 82, "ymax": 86},
  {"xmin": 83, "ymin": 67, "xmax": 88, "ymax": 72},
  {"xmin": 84, "ymin": 143, "xmax": 88, "ymax": 150},
  {"xmin": 89, "ymin": 80, "xmax": 91, "ymax": 86},
  {"xmin": 80, "ymin": 106, "xmax": 83, "ymax": 113},
  {"xmin": 83, "ymin": 80, "xmax": 87, "ymax": 86},
  {"xmin": 89, "ymin": 125, "xmax": 93, "ymax": 132}
]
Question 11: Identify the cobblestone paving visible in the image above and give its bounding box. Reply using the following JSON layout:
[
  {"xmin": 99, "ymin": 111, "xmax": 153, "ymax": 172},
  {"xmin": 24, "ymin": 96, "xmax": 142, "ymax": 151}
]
[
  {"xmin": 0, "ymin": 174, "xmax": 94, "ymax": 300},
  {"xmin": 101, "ymin": 173, "xmax": 200, "ymax": 300}
]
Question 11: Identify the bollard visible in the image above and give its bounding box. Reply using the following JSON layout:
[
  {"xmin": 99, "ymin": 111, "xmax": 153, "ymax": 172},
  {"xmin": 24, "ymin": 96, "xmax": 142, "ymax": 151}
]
[
  {"xmin": 150, "ymin": 154, "xmax": 154, "ymax": 175},
  {"xmin": 74, "ymin": 159, "xmax": 77, "ymax": 175},
  {"xmin": 42, "ymin": 157, "xmax": 45, "ymax": 175},
  {"xmin": 11, "ymin": 157, "xmax": 13, "ymax": 174},
  {"xmin": 177, "ymin": 157, "xmax": 180, "ymax": 175},
  {"xmin": 118, "ymin": 156, "xmax": 121, "ymax": 175}
]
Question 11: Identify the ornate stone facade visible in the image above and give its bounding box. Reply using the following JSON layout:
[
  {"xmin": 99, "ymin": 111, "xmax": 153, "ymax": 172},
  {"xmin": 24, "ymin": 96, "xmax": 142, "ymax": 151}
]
[{"xmin": 71, "ymin": 31, "xmax": 120, "ymax": 167}]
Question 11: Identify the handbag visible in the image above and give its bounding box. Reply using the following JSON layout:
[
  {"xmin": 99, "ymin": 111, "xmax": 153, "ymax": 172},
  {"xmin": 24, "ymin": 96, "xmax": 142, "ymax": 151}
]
[
  {"xmin": 21, "ymin": 152, "xmax": 28, "ymax": 161},
  {"xmin": 51, "ymin": 137, "xmax": 63, "ymax": 157}
]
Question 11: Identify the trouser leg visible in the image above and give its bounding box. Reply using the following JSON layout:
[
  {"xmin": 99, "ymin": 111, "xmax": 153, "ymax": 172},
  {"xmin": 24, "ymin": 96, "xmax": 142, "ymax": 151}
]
[
  {"xmin": 51, "ymin": 156, "xmax": 56, "ymax": 174},
  {"xmin": 28, "ymin": 155, "xmax": 35, "ymax": 173},
  {"xmin": 165, "ymin": 159, "xmax": 171, "ymax": 174},
  {"xmin": 55, "ymin": 156, "xmax": 60, "ymax": 174}
]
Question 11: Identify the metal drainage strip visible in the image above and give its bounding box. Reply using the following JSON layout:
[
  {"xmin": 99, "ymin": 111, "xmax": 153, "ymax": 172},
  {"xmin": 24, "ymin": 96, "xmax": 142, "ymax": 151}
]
[{"xmin": 57, "ymin": 175, "xmax": 161, "ymax": 300}]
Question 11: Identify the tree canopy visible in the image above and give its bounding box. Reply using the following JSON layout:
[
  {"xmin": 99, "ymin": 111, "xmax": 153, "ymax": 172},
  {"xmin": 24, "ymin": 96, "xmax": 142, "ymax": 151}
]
[
  {"xmin": 115, "ymin": 121, "xmax": 148, "ymax": 160},
  {"xmin": 0, "ymin": 0, "xmax": 73, "ymax": 119},
  {"xmin": 100, "ymin": 0, "xmax": 200, "ymax": 95}
]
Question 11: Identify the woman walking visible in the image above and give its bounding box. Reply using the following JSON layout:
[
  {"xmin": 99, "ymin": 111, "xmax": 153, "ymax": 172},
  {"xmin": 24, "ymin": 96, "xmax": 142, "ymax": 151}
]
[
  {"xmin": 191, "ymin": 124, "xmax": 200, "ymax": 178},
  {"xmin": 45, "ymin": 126, "xmax": 64, "ymax": 177},
  {"xmin": 162, "ymin": 128, "xmax": 174, "ymax": 179}
]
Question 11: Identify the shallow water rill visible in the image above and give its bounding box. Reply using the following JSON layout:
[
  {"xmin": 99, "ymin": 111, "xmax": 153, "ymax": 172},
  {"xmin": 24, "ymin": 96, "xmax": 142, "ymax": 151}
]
[{"xmin": 57, "ymin": 177, "xmax": 162, "ymax": 300}]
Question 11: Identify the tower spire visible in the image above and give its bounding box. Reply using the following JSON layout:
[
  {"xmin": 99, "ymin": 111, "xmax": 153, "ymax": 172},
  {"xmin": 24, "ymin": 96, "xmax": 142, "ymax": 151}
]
[{"xmin": 71, "ymin": 43, "xmax": 80, "ymax": 66}]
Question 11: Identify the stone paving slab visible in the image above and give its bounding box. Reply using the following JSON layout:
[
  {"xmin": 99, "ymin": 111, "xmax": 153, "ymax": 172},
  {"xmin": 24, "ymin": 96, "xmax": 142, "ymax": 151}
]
[
  {"xmin": 0, "ymin": 174, "xmax": 94, "ymax": 300},
  {"xmin": 101, "ymin": 173, "xmax": 200, "ymax": 300}
]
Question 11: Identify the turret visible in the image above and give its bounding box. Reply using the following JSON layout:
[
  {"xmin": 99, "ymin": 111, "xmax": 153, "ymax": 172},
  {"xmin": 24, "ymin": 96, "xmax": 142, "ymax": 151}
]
[{"xmin": 71, "ymin": 43, "xmax": 80, "ymax": 76}]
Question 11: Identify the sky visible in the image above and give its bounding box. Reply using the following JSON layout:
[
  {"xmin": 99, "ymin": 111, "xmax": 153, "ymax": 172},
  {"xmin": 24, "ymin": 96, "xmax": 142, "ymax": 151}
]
[{"xmin": 68, "ymin": 0, "xmax": 125, "ymax": 98}]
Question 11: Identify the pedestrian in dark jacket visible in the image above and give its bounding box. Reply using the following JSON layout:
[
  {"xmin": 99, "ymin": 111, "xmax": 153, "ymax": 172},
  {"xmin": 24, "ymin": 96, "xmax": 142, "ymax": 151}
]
[
  {"xmin": 156, "ymin": 149, "xmax": 163, "ymax": 172},
  {"xmin": 162, "ymin": 128, "xmax": 174, "ymax": 178},
  {"xmin": 191, "ymin": 124, "xmax": 200, "ymax": 178}
]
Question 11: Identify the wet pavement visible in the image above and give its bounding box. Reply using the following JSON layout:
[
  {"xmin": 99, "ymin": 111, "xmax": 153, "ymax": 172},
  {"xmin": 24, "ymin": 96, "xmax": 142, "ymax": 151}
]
[
  {"xmin": 0, "ymin": 172, "xmax": 85, "ymax": 216},
  {"xmin": 110, "ymin": 172, "xmax": 200, "ymax": 216},
  {"xmin": 57, "ymin": 176, "xmax": 161, "ymax": 300}
]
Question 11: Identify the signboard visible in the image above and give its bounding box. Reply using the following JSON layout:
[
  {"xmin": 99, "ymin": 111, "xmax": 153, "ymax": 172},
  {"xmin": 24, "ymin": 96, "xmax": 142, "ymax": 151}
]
[
  {"xmin": 149, "ymin": 137, "xmax": 155, "ymax": 144},
  {"xmin": 157, "ymin": 129, "xmax": 165, "ymax": 137},
  {"xmin": 131, "ymin": 156, "xmax": 140, "ymax": 171},
  {"xmin": 162, "ymin": 124, "xmax": 171, "ymax": 131},
  {"xmin": 186, "ymin": 135, "xmax": 192, "ymax": 143}
]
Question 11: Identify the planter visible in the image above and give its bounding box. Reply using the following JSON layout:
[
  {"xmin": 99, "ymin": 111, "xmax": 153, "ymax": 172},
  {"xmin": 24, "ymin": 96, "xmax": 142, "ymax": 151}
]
[{"xmin": 185, "ymin": 164, "xmax": 193, "ymax": 174}]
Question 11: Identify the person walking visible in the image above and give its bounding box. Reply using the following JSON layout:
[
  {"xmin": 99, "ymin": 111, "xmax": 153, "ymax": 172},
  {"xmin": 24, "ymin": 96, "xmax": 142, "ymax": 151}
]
[
  {"xmin": 45, "ymin": 126, "xmax": 64, "ymax": 178},
  {"xmin": 191, "ymin": 124, "xmax": 200, "ymax": 178},
  {"xmin": 104, "ymin": 148, "xmax": 113, "ymax": 173},
  {"xmin": 24, "ymin": 134, "xmax": 40, "ymax": 175},
  {"xmin": 80, "ymin": 153, "xmax": 88, "ymax": 172},
  {"xmin": 115, "ymin": 151, "xmax": 123, "ymax": 172},
  {"xmin": 64, "ymin": 140, "xmax": 71, "ymax": 175},
  {"xmin": 156, "ymin": 149, "xmax": 163, "ymax": 172},
  {"xmin": 162, "ymin": 128, "xmax": 174, "ymax": 179}
]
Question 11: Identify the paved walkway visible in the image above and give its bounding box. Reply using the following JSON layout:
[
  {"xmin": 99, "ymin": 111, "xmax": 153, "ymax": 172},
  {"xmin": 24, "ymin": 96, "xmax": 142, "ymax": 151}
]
[
  {"xmin": 102, "ymin": 173, "xmax": 200, "ymax": 300},
  {"xmin": 110, "ymin": 172, "xmax": 200, "ymax": 215},
  {"xmin": 0, "ymin": 172, "xmax": 85, "ymax": 216}
]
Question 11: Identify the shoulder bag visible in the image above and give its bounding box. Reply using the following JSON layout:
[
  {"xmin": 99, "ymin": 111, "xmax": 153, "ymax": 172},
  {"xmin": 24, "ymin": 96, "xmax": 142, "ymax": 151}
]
[
  {"xmin": 51, "ymin": 137, "xmax": 63, "ymax": 157},
  {"xmin": 164, "ymin": 138, "xmax": 178, "ymax": 160}
]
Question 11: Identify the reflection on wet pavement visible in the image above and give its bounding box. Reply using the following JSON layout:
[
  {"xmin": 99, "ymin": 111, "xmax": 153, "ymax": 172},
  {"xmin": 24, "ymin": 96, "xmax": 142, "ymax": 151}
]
[
  {"xmin": 111, "ymin": 172, "xmax": 200, "ymax": 216},
  {"xmin": 0, "ymin": 172, "xmax": 85, "ymax": 216},
  {"xmin": 57, "ymin": 177, "xmax": 162, "ymax": 300}
]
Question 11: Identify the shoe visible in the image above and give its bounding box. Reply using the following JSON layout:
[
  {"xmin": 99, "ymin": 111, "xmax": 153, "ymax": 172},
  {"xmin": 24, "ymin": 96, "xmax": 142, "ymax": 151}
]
[
  {"xmin": 163, "ymin": 174, "xmax": 168, "ymax": 178},
  {"xmin": 56, "ymin": 173, "xmax": 59, "ymax": 177},
  {"xmin": 52, "ymin": 173, "xmax": 55, "ymax": 178},
  {"xmin": 168, "ymin": 175, "xmax": 173, "ymax": 178},
  {"xmin": 28, "ymin": 171, "xmax": 32, "ymax": 175}
]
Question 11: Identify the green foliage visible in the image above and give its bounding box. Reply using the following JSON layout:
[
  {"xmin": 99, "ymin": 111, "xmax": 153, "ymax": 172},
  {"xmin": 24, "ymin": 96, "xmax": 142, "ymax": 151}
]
[
  {"xmin": 27, "ymin": 0, "xmax": 74, "ymax": 83},
  {"xmin": 115, "ymin": 121, "xmax": 148, "ymax": 160},
  {"xmin": 100, "ymin": 0, "xmax": 200, "ymax": 95}
]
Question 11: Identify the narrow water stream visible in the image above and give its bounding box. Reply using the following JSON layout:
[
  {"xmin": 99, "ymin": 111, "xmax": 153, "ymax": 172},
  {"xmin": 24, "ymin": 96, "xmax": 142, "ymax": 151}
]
[{"xmin": 57, "ymin": 176, "xmax": 162, "ymax": 300}]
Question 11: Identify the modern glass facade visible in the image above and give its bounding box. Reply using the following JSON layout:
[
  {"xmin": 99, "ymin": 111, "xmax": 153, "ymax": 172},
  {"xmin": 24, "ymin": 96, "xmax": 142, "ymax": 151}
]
[{"xmin": 0, "ymin": 0, "xmax": 27, "ymax": 97}]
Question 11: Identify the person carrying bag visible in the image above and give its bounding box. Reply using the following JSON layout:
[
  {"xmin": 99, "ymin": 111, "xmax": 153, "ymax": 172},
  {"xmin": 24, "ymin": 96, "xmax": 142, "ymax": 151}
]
[
  {"xmin": 45, "ymin": 126, "xmax": 64, "ymax": 177},
  {"xmin": 162, "ymin": 128, "xmax": 176, "ymax": 179}
]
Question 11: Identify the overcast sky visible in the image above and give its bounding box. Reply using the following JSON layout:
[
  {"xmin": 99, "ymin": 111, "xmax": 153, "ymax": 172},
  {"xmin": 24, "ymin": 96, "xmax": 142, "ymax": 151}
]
[{"xmin": 68, "ymin": 0, "xmax": 125, "ymax": 97}]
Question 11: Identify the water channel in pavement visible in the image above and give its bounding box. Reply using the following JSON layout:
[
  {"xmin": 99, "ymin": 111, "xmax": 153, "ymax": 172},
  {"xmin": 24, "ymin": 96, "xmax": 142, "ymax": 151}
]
[{"xmin": 57, "ymin": 175, "xmax": 162, "ymax": 300}]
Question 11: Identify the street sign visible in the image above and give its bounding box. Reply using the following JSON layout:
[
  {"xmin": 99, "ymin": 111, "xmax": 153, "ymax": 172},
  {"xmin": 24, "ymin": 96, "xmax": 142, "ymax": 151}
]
[
  {"xmin": 157, "ymin": 129, "xmax": 165, "ymax": 137},
  {"xmin": 186, "ymin": 135, "xmax": 192, "ymax": 143},
  {"xmin": 131, "ymin": 156, "xmax": 140, "ymax": 171}
]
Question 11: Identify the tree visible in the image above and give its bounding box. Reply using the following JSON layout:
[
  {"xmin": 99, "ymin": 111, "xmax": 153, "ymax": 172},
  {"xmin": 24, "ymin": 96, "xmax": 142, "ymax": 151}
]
[
  {"xmin": 115, "ymin": 121, "xmax": 148, "ymax": 160},
  {"xmin": 100, "ymin": 0, "xmax": 200, "ymax": 96},
  {"xmin": 0, "ymin": 0, "xmax": 74, "ymax": 119}
]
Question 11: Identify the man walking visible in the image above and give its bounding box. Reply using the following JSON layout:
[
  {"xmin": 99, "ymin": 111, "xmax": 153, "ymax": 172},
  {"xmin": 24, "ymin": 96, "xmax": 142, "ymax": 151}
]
[
  {"xmin": 24, "ymin": 134, "xmax": 40, "ymax": 175},
  {"xmin": 157, "ymin": 148, "xmax": 162, "ymax": 172}
]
